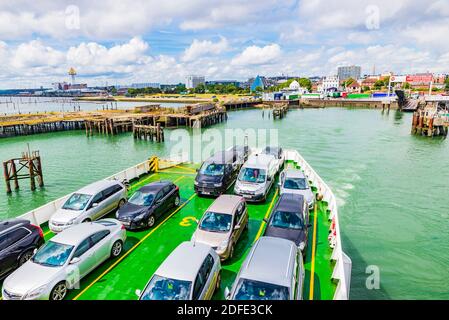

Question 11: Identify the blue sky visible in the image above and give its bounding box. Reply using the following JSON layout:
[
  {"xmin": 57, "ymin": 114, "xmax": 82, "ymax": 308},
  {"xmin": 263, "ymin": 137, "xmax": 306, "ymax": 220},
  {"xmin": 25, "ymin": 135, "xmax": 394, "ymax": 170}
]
[{"xmin": 0, "ymin": 0, "xmax": 448, "ymax": 88}]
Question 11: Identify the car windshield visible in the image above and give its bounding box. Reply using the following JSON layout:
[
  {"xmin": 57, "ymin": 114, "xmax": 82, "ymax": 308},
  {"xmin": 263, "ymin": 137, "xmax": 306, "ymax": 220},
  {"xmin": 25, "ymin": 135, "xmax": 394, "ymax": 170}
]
[
  {"xmin": 62, "ymin": 193, "xmax": 92, "ymax": 211},
  {"xmin": 234, "ymin": 278, "xmax": 290, "ymax": 300},
  {"xmin": 284, "ymin": 177, "xmax": 308, "ymax": 190},
  {"xmin": 238, "ymin": 168, "xmax": 266, "ymax": 183},
  {"xmin": 129, "ymin": 191, "xmax": 155, "ymax": 206},
  {"xmin": 199, "ymin": 211, "xmax": 232, "ymax": 233},
  {"xmin": 270, "ymin": 211, "xmax": 304, "ymax": 230},
  {"xmin": 32, "ymin": 241, "xmax": 74, "ymax": 267},
  {"xmin": 199, "ymin": 163, "xmax": 225, "ymax": 176},
  {"xmin": 140, "ymin": 275, "xmax": 192, "ymax": 300}
]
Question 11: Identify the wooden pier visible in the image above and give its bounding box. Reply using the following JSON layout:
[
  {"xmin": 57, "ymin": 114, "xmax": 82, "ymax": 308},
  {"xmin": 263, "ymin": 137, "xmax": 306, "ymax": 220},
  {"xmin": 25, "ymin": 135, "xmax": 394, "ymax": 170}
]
[
  {"xmin": 133, "ymin": 123, "xmax": 164, "ymax": 142},
  {"xmin": 0, "ymin": 103, "xmax": 227, "ymax": 139},
  {"xmin": 3, "ymin": 149, "xmax": 44, "ymax": 193},
  {"xmin": 411, "ymin": 103, "xmax": 449, "ymax": 137}
]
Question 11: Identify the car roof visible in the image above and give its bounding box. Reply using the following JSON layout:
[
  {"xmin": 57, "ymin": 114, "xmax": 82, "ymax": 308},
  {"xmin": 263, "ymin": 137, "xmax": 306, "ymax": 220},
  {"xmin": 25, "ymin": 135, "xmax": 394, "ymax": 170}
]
[
  {"xmin": 243, "ymin": 154, "xmax": 275, "ymax": 170},
  {"xmin": 0, "ymin": 219, "xmax": 30, "ymax": 233},
  {"xmin": 139, "ymin": 180, "xmax": 172, "ymax": 193},
  {"xmin": 283, "ymin": 169, "xmax": 306, "ymax": 179},
  {"xmin": 207, "ymin": 195, "xmax": 243, "ymax": 214},
  {"xmin": 206, "ymin": 151, "xmax": 235, "ymax": 164},
  {"xmin": 155, "ymin": 241, "xmax": 212, "ymax": 282},
  {"xmin": 239, "ymin": 236, "xmax": 297, "ymax": 288},
  {"xmin": 275, "ymin": 193, "xmax": 305, "ymax": 213},
  {"xmin": 77, "ymin": 180, "xmax": 121, "ymax": 195},
  {"xmin": 51, "ymin": 222, "xmax": 106, "ymax": 246}
]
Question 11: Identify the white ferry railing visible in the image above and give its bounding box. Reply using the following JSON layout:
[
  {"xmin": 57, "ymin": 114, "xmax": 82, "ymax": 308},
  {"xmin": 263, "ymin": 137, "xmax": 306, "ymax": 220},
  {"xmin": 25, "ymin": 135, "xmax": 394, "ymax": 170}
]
[
  {"xmin": 16, "ymin": 153, "xmax": 189, "ymax": 226},
  {"xmin": 284, "ymin": 149, "xmax": 352, "ymax": 300}
]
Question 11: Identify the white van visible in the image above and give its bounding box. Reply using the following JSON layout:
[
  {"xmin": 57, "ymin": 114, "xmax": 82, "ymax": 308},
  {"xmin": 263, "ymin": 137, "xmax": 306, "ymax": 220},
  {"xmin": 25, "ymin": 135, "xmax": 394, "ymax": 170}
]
[{"xmin": 234, "ymin": 154, "xmax": 278, "ymax": 202}]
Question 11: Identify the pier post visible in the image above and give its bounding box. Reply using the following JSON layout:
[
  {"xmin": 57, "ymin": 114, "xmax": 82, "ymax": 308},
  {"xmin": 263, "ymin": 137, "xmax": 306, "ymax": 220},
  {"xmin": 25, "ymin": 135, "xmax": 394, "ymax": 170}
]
[{"xmin": 3, "ymin": 161, "xmax": 11, "ymax": 193}]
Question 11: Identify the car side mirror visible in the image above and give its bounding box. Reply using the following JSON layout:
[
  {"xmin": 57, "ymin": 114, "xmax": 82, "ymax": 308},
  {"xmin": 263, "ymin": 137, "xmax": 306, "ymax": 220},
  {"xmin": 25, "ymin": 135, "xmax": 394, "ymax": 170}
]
[
  {"xmin": 224, "ymin": 287, "xmax": 231, "ymax": 300},
  {"xmin": 135, "ymin": 289, "xmax": 142, "ymax": 297},
  {"xmin": 91, "ymin": 202, "xmax": 99, "ymax": 208},
  {"xmin": 70, "ymin": 257, "xmax": 81, "ymax": 265},
  {"xmin": 194, "ymin": 218, "xmax": 199, "ymax": 225},
  {"xmin": 234, "ymin": 225, "xmax": 241, "ymax": 230},
  {"xmin": 263, "ymin": 218, "xmax": 268, "ymax": 223},
  {"xmin": 33, "ymin": 248, "xmax": 38, "ymax": 255}
]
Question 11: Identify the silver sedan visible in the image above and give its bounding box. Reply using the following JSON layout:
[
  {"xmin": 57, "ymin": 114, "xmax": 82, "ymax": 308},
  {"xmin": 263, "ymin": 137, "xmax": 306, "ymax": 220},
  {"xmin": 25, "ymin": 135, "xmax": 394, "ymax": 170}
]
[{"xmin": 2, "ymin": 219, "xmax": 126, "ymax": 300}]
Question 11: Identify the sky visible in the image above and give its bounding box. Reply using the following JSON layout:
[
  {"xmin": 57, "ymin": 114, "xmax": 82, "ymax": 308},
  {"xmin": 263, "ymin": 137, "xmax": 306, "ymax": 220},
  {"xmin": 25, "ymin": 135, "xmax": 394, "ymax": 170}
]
[{"xmin": 0, "ymin": 0, "xmax": 449, "ymax": 89}]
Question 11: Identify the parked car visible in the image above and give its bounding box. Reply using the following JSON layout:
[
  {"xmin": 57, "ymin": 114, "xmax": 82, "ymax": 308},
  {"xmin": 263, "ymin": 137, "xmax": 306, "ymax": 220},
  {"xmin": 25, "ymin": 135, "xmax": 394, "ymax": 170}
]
[
  {"xmin": 49, "ymin": 180, "xmax": 127, "ymax": 233},
  {"xmin": 116, "ymin": 181, "xmax": 180, "ymax": 230},
  {"xmin": 194, "ymin": 148, "xmax": 246, "ymax": 197},
  {"xmin": 224, "ymin": 236, "xmax": 305, "ymax": 300},
  {"xmin": 136, "ymin": 241, "xmax": 221, "ymax": 300},
  {"xmin": 261, "ymin": 146, "xmax": 284, "ymax": 172},
  {"xmin": 234, "ymin": 154, "xmax": 278, "ymax": 202},
  {"xmin": 191, "ymin": 195, "xmax": 248, "ymax": 260},
  {"xmin": 0, "ymin": 219, "xmax": 44, "ymax": 280},
  {"xmin": 263, "ymin": 193, "xmax": 311, "ymax": 252},
  {"xmin": 2, "ymin": 219, "xmax": 126, "ymax": 300},
  {"xmin": 279, "ymin": 168, "xmax": 315, "ymax": 210}
]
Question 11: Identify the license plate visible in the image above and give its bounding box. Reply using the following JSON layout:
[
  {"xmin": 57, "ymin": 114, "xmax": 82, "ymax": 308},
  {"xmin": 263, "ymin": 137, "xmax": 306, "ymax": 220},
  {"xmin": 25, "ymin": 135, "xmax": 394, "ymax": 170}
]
[{"xmin": 243, "ymin": 194, "xmax": 252, "ymax": 199}]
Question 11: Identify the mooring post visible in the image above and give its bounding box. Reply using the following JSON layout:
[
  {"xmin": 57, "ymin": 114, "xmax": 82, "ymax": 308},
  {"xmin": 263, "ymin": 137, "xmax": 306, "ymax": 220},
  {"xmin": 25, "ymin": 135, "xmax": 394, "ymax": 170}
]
[
  {"xmin": 36, "ymin": 156, "xmax": 44, "ymax": 187},
  {"xmin": 11, "ymin": 160, "xmax": 19, "ymax": 190},
  {"xmin": 28, "ymin": 158, "xmax": 35, "ymax": 191},
  {"xmin": 3, "ymin": 161, "xmax": 11, "ymax": 193}
]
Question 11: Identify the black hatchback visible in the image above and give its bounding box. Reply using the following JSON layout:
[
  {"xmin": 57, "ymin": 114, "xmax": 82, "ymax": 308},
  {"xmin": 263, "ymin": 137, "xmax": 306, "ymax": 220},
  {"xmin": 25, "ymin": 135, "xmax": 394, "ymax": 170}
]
[
  {"xmin": 116, "ymin": 181, "xmax": 180, "ymax": 230},
  {"xmin": 0, "ymin": 219, "xmax": 45, "ymax": 279},
  {"xmin": 263, "ymin": 193, "xmax": 311, "ymax": 252}
]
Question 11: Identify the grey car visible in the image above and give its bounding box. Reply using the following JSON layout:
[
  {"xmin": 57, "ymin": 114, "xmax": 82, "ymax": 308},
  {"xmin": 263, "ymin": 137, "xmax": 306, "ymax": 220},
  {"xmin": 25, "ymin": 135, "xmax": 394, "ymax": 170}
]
[
  {"xmin": 49, "ymin": 180, "xmax": 127, "ymax": 233},
  {"xmin": 137, "ymin": 241, "xmax": 221, "ymax": 300},
  {"xmin": 279, "ymin": 168, "xmax": 315, "ymax": 210},
  {"xmin": 225, "ymin": 236, "xmax": 305, "ymax": 300},
  {"xmin": 2, "ymin": 219, "xmax": 126, "ymax": 300}
]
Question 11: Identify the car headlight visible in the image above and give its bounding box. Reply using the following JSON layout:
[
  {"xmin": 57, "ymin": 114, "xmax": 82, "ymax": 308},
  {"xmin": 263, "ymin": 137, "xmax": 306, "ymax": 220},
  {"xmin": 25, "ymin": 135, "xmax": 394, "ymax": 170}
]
[
  {"xmin": 194, "ymin": 181, "xmax": 199, "ymax": 186},
  {"xmin": 214, "ymin": 183, "xmax": 222, "ymax": 187},
  {"xmin": 135, "ymin": 211, "xmax": 147, "ymax": 221},
  {"xmin": 218, "ymin": 240, "xmax": 229, "ymax": 251},
  {"xmin": 298, "ymin": 242, "xmax": 306, "ymax": 251},
  {"xmin": 24, "ymin": 285, "xmax": 47, "ymax": 300}
]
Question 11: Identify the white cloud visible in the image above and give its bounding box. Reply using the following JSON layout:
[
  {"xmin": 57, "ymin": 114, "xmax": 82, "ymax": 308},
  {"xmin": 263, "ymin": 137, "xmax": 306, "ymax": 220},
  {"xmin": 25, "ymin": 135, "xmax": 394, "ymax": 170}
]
[
  {"xmin": 11, "ymin": 40, "xmax": 65, "ymax": 69},
  {"xmin": 181, "ymin": 37, "xmax": 228, "ymax": 62},
  {"xmin": 231, "ymin": 44, "xmax": 282, "ymax": 66}
]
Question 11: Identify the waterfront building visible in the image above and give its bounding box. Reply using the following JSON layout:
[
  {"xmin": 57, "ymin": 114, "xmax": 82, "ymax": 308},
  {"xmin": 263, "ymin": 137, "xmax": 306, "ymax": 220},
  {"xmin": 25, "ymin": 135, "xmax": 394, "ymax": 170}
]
[
  {"xmin": 186, "ymin": 75, "xmax": 205, "ymax": 89},
  {"xmin": 338, "ymin": 65, "xmax": 362, "ymax": 81},
  {"xmin": 250, "ymin": 75, "xmax": 265, "ymax": 91},
  {"xmin": 206, "ymin": 80, "xmax": 241, "ymax": 87},
  {"xmin": 317, "ymin": 76, "xmax": 340, "ymax": 93},
  {"xmin": 130, "ymin": 82, "xmax": 161, "ymax": 89}
]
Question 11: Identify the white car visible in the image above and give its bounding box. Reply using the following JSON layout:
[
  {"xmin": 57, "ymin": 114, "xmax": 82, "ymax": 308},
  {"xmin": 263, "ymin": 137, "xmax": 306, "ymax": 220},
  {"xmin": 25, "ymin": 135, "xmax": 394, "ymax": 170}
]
[
  {"xmin": 2, "ymin": 219, "xmax": 126, "ymax": 300},
  {"xmin": 49, "ymin": 180, "xmax": 127, "ymax": 233},
  {"xmin": 279, "ymin": 169, "xmax": 315, "ymax": 210},
  {"xmin": 261, "ymin": 146, "xmax": 284, "ymax": 172},
  {"xmin": 136, "ymin": 241, "xmax": 221, "ymax": 300}
]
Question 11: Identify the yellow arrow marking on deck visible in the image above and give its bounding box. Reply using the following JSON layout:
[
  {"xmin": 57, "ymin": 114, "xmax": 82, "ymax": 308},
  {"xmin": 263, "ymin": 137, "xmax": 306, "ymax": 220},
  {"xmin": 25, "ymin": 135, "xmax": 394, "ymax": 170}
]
[
  {"xmin": 73, "ymin": 192, "xmax": 197, "ymax": 300},
  {"xmin": 309, "ymin": 202, "xmax": 319, "ymax": 300},
  {"xmin": 179, "ymin": 216, "xmax": 197, "ymax": 227},
  {"xmin": 254, "ymin": 189, "xmax": 279, "ymax": 242}
]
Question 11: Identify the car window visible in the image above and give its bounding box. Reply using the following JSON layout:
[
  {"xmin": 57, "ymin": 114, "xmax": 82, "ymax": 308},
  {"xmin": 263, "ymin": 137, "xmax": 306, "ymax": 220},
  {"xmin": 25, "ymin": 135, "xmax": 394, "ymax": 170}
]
[
  {"xmin": 91, "ymin": 192, "xmax": 103, "ymax": 205},
  {"xmin": 200, "ymin": 254, "xmax": 215, "ymax": 280},
  {"xmin": 0, "ymin": 228, "xmax": 30, "ymax": 251},
  {"xmin": 73, "ymin": 238, "xmax": 92, "ymax": 258},
  {"xmin": 162, "ymin": 185, "xmax": 172, "ymax": 197},
  {"xmin": 192, "ymin": 273, "xmax": 205, "ymax": 300},
  {"xmin": 155, "ymin": 191, "xmax": 163, "ymax": 202},
  {"xmin": 102, "ymin": 186, "xmax": 117, "ymax": 199},
  {"xmin": 90, "ymin": 230, "xmax": 110, "ymax": 246}
]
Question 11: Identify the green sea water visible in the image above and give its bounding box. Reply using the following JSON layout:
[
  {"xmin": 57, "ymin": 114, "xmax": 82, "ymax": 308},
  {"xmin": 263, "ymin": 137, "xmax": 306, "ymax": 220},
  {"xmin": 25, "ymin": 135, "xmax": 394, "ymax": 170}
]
[{"xmin": 0, "ymin": 108, "xmax": 448, "ymax": 300}]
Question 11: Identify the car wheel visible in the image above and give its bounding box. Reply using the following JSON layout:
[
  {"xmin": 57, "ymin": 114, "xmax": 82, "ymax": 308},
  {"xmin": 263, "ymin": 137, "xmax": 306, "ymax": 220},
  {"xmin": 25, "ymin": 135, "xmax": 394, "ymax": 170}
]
[
  {"xmin": 110, "ymin": 240, "xmax": 123, "ymax": 258},
  {"xmin": 82, "ymin": 218, "xmax": 91, "ymax": 223},
  {"xmin": 18, "ymin": 249, "xmax": 34, "ymax": 266},
  {"xmin": 147, "ymin": 215, "xmax": 155, "ymax": 228},
  {"xmin": 50, "ymin": 282, "xmax": 68, "ymax": 301},
  {"xmin": 174, "ymin": 195, "xmax": 180, "ymax": 206},
  {"xmin": 117, "ymin": 199, "xmax": 126, "ymax": 209}
]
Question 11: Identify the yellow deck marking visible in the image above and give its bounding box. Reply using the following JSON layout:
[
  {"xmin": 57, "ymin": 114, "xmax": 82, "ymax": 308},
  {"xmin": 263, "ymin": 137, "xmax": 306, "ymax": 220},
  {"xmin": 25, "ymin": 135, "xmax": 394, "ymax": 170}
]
[
  {"xmin": 254, "ymin": 189, "xmax": 279, "ymax": 242},
  {"xmin": 128, "ymin": 173, "xmax": 156, "ymax": 190},
  {"xmin": 170, "ymin": 165, "xmax": 197, "ymax": 173},
  {"xmin": 158, "ymin": 170, "xmax": 196, "ymax": 176},
  {"xmin": 73, "ymin": 193, "xmax": 197, "ymax": 300},
  {"xmin": 309, "ymin": 202, "xmax": 319, "ymax": 300}
]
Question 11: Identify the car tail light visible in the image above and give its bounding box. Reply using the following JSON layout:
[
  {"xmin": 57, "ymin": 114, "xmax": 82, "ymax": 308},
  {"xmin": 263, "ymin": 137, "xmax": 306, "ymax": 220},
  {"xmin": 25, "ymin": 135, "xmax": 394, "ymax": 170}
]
[
  {"xmin": 31, "ymin": 224, "xmax": 44, "ymax": 238},
  {"xmin": 121, "ymin": 224, "xmax": 126, "ymax": 230},
  {"xmin": 175, "ymin": 186, "xmax": 179, "ymax": 191}
]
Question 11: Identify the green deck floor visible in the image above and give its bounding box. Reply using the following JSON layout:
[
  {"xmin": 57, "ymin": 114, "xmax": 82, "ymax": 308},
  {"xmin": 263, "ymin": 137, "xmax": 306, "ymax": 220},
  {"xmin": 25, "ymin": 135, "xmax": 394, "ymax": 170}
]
[{"xmin": 4, "ymin": 161, "xmax": 337, "ymax": 300}]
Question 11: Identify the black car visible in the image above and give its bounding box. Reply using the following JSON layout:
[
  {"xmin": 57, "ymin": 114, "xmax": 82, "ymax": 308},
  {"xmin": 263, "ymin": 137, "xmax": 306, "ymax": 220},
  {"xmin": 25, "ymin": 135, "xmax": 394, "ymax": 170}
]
[
  {"xmin": 194, "ymin": 148, "xmax": 246, "ymax": 197},
  {"xmin": 263, "ymin": 193, "xmax": 311, "ymax": 252},
  {"xmin": 0, "ymin": 219, "xmax": 45, "ymax": 279},
  {"xmin": 116, "ymin": 181, "xmax": 180, "ymax": 230}
]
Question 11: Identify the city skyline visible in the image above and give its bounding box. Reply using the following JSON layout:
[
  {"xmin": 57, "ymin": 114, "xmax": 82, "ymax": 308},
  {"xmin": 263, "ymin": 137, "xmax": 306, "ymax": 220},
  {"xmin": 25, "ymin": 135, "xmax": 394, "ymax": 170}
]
[{"xmin": 1, "ymin": 0, "xmax": 449, "ymax": 89}]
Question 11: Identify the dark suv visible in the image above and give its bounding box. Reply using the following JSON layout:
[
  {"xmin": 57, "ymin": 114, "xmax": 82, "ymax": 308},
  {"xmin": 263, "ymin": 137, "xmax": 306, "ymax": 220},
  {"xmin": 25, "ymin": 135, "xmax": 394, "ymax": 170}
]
[{"xmin": 0, "ymin": 219, "xmax": 45, "ymax": 279}]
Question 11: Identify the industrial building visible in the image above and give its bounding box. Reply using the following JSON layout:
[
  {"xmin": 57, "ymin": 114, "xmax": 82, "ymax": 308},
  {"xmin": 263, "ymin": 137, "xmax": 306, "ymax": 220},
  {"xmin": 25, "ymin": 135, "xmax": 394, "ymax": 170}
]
[
  {"xmin": 185, "ymin": 75, "xmax": 205, "ymax": 89},
  {"xmin": 338, "ymin": 66, "xmax": 362, "ymax": 81}
]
